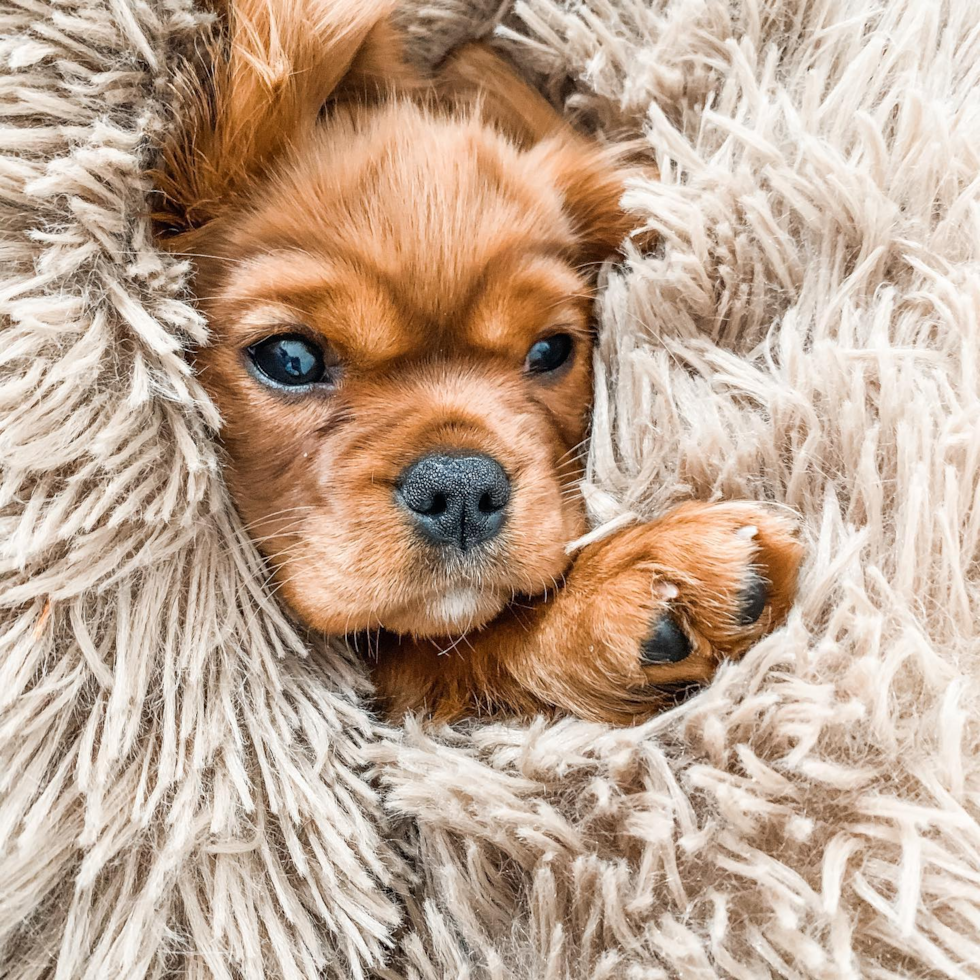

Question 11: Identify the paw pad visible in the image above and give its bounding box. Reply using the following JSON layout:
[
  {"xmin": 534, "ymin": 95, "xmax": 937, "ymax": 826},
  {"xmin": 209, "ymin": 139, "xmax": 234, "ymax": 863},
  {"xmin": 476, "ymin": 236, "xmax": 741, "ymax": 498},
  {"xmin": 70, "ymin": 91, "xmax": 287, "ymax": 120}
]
[
  {"xmin": 737, "ymin": 575, "xmax": 769, "ymax": 625},
  {"xmin": 640, "ymin": 613, "xmax": 691, "ymax": 665}
]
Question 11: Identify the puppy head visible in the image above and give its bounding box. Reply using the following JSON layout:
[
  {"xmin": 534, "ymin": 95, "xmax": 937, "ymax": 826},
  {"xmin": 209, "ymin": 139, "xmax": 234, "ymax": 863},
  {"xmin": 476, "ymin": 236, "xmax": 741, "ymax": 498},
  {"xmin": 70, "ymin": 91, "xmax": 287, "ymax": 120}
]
[{"xmin": 159, "ymin": 15, "xmax": 635, "ymax": 637}]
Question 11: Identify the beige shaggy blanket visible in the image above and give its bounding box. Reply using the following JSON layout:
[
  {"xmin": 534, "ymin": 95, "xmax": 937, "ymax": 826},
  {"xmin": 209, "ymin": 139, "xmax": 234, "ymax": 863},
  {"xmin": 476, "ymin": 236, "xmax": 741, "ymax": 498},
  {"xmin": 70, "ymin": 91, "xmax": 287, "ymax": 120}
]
[{"xmin": 3, "ymin": 0, "xmax": 980, "ymax": 976}]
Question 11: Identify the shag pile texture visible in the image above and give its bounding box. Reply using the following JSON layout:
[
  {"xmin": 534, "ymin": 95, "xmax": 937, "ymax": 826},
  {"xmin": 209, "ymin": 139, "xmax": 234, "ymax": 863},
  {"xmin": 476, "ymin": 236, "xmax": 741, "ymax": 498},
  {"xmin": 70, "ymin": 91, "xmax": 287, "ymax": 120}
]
[{"xmin": 3, "ymin": 0, "xmax": 980, "ymax": 976}]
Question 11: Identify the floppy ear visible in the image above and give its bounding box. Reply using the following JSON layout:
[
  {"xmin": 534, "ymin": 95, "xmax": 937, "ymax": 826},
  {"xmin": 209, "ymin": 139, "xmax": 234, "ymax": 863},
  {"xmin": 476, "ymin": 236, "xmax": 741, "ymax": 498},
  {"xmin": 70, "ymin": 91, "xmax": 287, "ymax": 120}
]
[
  {"xmin": 154, "ymin": 0, "xmax": 417, "ymax": 242},
  {"xmin": 330, "ymin": 16, "xmax": 418, "ymax": 102},
  {"xmin": 435, "ymin": 42, "xmax": 569, "ymax": 146},
  {"xmin": 437, "ymin": 43, "xmax": 652, "ymax": 268},
  {"xmin": 529, "ymin": 136, "xmax": 643, "ymax": 269}
]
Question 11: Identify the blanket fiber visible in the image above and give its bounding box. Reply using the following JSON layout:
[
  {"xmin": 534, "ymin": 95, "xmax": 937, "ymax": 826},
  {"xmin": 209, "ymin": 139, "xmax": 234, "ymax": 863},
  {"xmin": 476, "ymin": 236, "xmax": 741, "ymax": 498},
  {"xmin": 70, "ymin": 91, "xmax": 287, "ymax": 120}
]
[{"xmin": 2, "ymin": 0, "xmax": 980, "ymax": 976}]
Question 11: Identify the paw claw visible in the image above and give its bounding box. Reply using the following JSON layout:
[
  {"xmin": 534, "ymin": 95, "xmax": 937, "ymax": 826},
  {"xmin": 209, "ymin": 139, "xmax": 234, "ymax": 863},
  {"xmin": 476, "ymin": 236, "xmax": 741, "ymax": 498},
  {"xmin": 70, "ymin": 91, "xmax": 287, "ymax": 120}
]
[
  {"xmin": 737, "ymin": 575, "xmax": 769, "ymax": 625},
  {"xmin": 640, "ymin": 613, "xmax": 692, "ymax": 665}
]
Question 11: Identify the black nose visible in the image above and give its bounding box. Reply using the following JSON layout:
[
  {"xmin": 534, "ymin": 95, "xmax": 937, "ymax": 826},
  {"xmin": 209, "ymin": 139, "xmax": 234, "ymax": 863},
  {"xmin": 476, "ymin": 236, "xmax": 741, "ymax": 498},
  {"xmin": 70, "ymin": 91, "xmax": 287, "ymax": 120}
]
[{"xmin": 396, "ymin": 453, "xmax": 510, "ymax": 550}]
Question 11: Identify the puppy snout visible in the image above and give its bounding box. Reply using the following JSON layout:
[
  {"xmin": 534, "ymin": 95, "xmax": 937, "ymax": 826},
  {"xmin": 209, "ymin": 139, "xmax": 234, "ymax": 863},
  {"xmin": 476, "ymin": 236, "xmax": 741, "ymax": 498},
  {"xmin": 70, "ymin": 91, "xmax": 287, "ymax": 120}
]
[{"xmin": 396, "ymin": 452, "xmax": 510, "ymax": 551}]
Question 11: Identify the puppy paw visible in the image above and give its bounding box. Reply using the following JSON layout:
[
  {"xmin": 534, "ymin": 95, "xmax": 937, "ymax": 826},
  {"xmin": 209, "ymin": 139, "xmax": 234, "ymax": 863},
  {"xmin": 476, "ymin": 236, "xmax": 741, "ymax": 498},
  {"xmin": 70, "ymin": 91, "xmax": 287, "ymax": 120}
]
[
  {"xmin": 640, "ymin": 611, "xmax": 692, "ymax": 664},
  {"xmin": 549, "ymin": 502, "xmax": 803, "ymax": 722}
]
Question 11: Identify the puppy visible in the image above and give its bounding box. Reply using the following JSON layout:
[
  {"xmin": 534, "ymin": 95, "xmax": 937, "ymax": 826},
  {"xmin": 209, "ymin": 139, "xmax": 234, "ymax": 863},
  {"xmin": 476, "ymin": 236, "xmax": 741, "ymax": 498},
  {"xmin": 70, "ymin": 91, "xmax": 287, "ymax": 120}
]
[{"xmin": 154, "ymin": 0, "xmax": 802, "ymax": 723}]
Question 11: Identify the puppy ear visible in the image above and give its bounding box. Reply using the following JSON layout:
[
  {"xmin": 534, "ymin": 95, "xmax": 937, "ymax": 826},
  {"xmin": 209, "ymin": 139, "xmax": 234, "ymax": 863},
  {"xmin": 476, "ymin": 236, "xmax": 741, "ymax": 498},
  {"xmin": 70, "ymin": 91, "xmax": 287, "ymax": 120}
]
[
  {"xmin": 435, "ymin": 42, "xmax": 569, "ymax": 146},
  {"xmin": 154, "ymin": 0, "xmax": 417, "ymax": 242},
  {"xmin": 528, "ymin": 137, "xmax": 646, "ymax": 270},
  {"xmin": 437, "ymin": 43, "xmax": 652, "ymax": 268},
  {"xmin": 331, "ymin": 16, "xmax": 419, "ymax": 102}
]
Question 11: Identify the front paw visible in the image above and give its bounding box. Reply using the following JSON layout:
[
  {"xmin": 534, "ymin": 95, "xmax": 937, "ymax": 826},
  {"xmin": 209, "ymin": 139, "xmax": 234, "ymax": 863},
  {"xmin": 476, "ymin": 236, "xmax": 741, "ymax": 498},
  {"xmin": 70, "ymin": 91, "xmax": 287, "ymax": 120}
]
[
  {"xmin": 553, "ymin": 502, "xmax": 802, "ymax": 721},
  {"xmin": 639, "ymin": 552, "xmax": 775, "ymax": 665}
]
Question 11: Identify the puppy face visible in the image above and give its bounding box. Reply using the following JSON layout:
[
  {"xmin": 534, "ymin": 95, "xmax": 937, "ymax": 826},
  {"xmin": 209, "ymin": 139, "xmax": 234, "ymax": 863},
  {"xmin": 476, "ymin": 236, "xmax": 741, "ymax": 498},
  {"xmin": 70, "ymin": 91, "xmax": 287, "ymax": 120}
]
[
  {"xmin": 193, "ymin": 104, "xmax": 630, "ymax": 636},
  {"xmin": 158, "ymin": 10, "xmax": 634, "ymax": 639}
]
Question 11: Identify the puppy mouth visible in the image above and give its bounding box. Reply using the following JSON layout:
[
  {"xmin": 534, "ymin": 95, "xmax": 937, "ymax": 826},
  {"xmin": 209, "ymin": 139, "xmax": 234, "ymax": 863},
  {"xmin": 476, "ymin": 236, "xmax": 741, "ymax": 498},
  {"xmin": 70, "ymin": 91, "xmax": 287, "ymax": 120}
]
[
  {"xmin": 423, "ymin": 585, "xmax": 502, "ymax": 633},
  {"xmin": 376, "ymin": 449, "xmax": 517, "ymax": 634},
  {"xmin": 380, "ymin": 569, "xmax": 513, "ymax": 637},
  {"xmin": 257, "ymin": 429, "xmax": 582, "ymax": 639}
]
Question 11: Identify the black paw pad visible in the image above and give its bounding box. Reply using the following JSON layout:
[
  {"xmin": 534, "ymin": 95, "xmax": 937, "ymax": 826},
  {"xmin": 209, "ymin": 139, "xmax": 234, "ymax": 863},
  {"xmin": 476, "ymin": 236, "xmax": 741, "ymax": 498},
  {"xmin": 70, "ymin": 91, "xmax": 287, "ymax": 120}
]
[
  {"xmin": 737, "ymin": 575, "xmax": 769, "ymax": 626},
  {"xmin": 640, "ymin": 614, "xmax": 692, "ymax": 665}
]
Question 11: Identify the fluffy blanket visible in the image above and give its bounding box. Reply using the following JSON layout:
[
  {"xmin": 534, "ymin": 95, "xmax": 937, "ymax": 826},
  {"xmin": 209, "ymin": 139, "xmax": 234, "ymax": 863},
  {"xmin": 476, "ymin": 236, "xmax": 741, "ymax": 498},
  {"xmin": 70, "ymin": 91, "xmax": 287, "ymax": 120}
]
[{"xmin": 3, "ymin": 0, "xmax": 979, "ymax": 977}]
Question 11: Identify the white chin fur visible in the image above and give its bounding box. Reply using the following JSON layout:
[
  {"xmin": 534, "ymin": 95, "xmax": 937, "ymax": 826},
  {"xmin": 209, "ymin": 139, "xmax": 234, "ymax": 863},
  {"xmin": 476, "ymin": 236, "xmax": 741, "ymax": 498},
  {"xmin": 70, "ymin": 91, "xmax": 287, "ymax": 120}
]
[{"xmin": 429, "ymin": 587, "xmax": 485, "ymax": 630}]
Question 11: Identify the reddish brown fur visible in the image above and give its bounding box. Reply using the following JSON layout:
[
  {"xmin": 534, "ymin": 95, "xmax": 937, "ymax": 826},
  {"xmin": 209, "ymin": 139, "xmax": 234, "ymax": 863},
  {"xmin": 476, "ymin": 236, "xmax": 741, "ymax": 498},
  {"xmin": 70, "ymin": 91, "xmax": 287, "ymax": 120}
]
[{"xmin": 156, "ymin": 0, "xmax": 802, "ymax": 723}]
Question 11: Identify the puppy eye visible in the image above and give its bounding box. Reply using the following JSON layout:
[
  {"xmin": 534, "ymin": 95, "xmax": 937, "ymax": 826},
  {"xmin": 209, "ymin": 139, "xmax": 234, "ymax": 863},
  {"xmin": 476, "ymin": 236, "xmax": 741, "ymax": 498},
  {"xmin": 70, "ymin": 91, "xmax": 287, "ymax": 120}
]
[
  {"xmin": 248, "ymin": 334, "xmax": 330, "ymax": 388},
  {"xmin": 525, "ymin": 333, "xmax": 573, "ymax": 374}
]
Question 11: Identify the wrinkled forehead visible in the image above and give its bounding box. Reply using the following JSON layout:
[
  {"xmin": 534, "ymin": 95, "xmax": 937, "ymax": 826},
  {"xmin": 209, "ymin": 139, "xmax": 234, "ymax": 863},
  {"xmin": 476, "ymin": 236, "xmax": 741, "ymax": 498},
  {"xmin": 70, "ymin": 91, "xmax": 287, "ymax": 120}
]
[{"xmin": 210, "ymin": 246, "xmax": 590, "ymax": 362}]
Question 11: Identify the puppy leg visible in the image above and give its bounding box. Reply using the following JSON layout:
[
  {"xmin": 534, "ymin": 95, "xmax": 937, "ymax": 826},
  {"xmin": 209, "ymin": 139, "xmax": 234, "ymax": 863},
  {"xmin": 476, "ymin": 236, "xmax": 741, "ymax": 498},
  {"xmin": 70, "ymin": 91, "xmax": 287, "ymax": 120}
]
[{"xmin": 373, "ymin": 503, "xmax": 802, "ymax": 724}]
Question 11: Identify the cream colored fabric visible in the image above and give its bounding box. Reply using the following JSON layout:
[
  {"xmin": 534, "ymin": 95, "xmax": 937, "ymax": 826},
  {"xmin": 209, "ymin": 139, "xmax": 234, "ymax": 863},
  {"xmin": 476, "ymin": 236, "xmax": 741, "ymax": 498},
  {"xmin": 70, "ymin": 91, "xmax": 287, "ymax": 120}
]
[{"xmin": 2, "ymin": 0, "xmax": 979, "ymax": 977}]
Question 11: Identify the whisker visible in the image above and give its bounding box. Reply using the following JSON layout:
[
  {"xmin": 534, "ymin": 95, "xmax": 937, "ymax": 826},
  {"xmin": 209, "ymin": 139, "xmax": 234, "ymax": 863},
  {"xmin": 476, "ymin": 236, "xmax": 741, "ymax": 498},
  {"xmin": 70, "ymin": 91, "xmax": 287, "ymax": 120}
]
[{"xmin": 238, "ymin": 505, "xmax": 317, "ymax": 532}]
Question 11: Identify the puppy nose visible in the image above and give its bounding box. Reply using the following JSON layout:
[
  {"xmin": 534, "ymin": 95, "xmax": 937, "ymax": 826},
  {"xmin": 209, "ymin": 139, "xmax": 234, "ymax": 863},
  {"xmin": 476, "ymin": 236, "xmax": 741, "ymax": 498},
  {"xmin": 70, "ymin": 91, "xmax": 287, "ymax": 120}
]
[{"xmin": 397, "ymin": 453, "xmax": 510, "ymax": 550}]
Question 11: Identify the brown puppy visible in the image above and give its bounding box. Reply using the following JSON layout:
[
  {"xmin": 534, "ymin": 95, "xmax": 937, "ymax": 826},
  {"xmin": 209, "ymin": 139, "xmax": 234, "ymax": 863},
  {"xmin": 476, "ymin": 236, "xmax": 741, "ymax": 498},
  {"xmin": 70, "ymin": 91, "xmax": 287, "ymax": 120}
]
[{"xmin": 155, "ymin": 0, "xmax": 802, "ymax": 723}]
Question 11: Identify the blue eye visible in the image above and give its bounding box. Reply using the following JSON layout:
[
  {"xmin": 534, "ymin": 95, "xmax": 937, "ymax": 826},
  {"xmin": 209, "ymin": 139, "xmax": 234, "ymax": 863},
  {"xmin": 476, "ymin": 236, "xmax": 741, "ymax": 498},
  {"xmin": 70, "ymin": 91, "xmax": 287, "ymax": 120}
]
[
  {"xmin": 525, "ymin": 333, "xmax": 573, "ymax": 374},
  {"xmin": 248, "ymin": 334, "xmax": 328, "ymax": 387}
]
